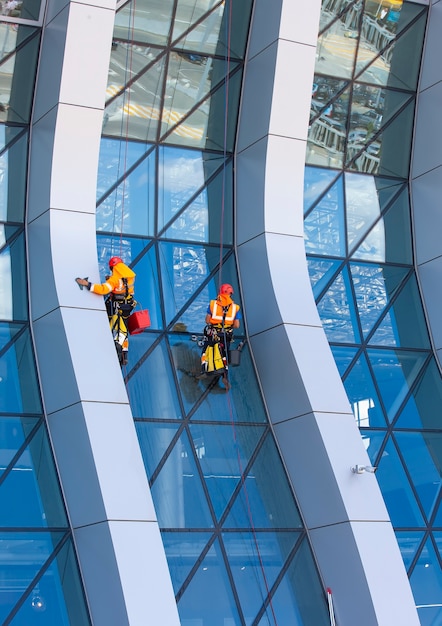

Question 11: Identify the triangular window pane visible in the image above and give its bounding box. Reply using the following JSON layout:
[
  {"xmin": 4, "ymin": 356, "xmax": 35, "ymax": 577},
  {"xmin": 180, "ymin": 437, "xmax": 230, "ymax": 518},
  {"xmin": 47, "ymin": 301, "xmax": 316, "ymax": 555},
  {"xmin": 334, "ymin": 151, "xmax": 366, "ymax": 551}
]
[
  {"xmin": 135, "ymin": 421, "xmax": 180, "ymax": 480},
  {"xmin": 351, "ymin": 189, "xmax": 412, "ymax": 264},
  {"xmin": 163, "ymin": 249, "xmax": 235, "ymax": 332},
  {"xmin": 350, "ymin": 263, "xmax": 408, "ymax": 338},
  {"xmin": 151, "ymin": 428, "xmax": 213, "ymax": 528},
  {"xmin": 315, "ymin": 9, "xmax": 358, "ymax": 80},
  {"xmin": 343, "ymin": 354, "xmax": 386, "ymax": 428},
  {"xmin": 224, "ymin": 433, "xmax": 302, "ymax": 529},
  {"xmin": 176, "ymin": 538, "xmax": 242, "ymax": 624},
  {"xmin": 304, "ymin": 176, "xmax": 345, "ymax": 256},
  {"xmin": 345, "ymin": 172, "xmax": 383, "ymax": 251},
  {"xmin": 307, "ymin": 257, "xmax": 342, "ymax": 301},
  {"xmin": 410, "ymin": 536, "xmax": 442, "ymax": 623},
  {"xmin": 376, "ymin": 436, "xmax": 424, "ymax": 527},
  {"xmin": 395, "ymin": 432, "xmax": 442, "ymax": 522},
  {"xmin": 357, "ymin": 13, "xmax": 426, "ymax": 90},
  {"xmin": 97, "ymin": 138, "xmax": 151, "ymax": 204},
  {"xmin": 189, "ymin": 423, "xmax": 265, "ymax": 521},
  {"xmin": 396, "ymin": 360, "xmax": 442, "ymax": 430},
  {"xmin": 163, "ymin": 161, "xmax": 233, "ymax": 245},
  {"xmin": 377, "ymin": 276, "xmax": 430, "ymax": 349},
  {"xmin": 97, "ymin": 150, "xmax": 156, "ymax": 237},
  {"xmin": 367, "ymin": 348, "xmax": 428, "ymax": 423},
  {"xmin": 304, "ymin": 166, "xmax": 340, "ymax": 215},
  {"xmin": 256, "ymin": 536, "xmax": 329, "ymax": 626},
  {"xmin": 162, "ymin": 531, "xmax": 212, "ymax": 595},
  {"xmin": 223, "ymin": 530, "xmax": 301, "ymax": 623},
  {"xmin": 0, "ymin": 416, "xmax": 39, "ymax": 479},
  {"xmin": 126, "ymin": 338, "xmax": 183, "ymax": 418},
  {"xmin": 0, "ymin": 330, "xmax": 41, "ymax": 414},
  {"xmin": 395, "ymin": 531, "xmax": 425, "ymax": 572},
  {"xmin": 158, "ymin": 146, "xmax": 226, "ymax": 233},
  {"xmin": 0, "ymin": 422, "xmax": 67, "ymax": 528},
  {"xmin": 316, "ymin": 268, "xmax": 360, "ymax": 343},
  {"xmin": 0, "ymin": 531, "xmax": 68, "ymax": 625},
  {"xmin": 330, "ymin": 345, "xmax": 358, "ymax": 378},
  {"xmin": 114, "ymin": 1, "xmax": 173, "ymax": 46}
]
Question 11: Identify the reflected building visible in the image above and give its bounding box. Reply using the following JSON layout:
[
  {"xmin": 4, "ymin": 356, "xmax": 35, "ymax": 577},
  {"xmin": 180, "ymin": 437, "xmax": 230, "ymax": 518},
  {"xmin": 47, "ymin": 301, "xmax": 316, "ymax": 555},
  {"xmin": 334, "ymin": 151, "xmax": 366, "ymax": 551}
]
[{"xmin": 1, "ymin": 0, "xmax": 441, "ymax": 625}]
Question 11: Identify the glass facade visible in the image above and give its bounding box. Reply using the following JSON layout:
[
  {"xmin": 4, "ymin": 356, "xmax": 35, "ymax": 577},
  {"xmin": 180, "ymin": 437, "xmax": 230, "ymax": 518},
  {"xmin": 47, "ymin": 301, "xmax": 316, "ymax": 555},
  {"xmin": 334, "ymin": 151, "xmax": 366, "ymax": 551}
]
[
  {"xmin": 97, "ymin": 1, "xmax": 330, "ymax": 624},
  {"xmin": 0, "ymin": 8, "xmax": 91, "ymax": 626},
  {"xmin": 305, "ymin": 1, "xmax": 442, "ymax": 624}
]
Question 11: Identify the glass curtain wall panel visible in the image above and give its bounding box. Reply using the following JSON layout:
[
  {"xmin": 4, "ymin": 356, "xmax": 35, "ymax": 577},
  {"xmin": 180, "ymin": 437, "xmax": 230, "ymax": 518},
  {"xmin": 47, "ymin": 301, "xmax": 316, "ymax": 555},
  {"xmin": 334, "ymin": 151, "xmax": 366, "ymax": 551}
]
[
  {"xmin": 304, "ymin": 2, "xmax": 442, "ymax": 625},
  {"xmin": 0, "ymin": 10, "xmax": 92, "ymax": 626},
  {"xmin": 98, "ymin": 1, "xmax": 330, "ymax": 624}
]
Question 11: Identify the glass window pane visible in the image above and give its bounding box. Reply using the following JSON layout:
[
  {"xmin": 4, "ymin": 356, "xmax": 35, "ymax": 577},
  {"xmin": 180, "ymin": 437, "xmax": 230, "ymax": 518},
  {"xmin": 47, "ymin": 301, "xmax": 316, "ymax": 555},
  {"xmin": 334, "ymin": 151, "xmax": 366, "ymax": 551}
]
[
  {"xmin": 151, "ymin": 428, "xmax": 213, "ymax": 528},
  {"xmin": 0, "ymin": 421, "xmax": 67, "ymax": 527},
  {"xmin": 189, "ymin": 423, "xmax": 265, "ymax": 520},
  {"xmin": 304, "ymin": 175, "xmax": 345, "ymax": 256},
  {"xmin": 224, "ymin": 434, "xmax": 303, "ymax": 529},
  {"xmin": 411, "ymin": 536, "xmax": 442, "ymax": 625},
  {"xmin": 395, "ymin": 432, "xmax": 442, "ymax": 521},
  {"xmin": 127, "ymin": 338, "xmax": 182, "ymax": 418},
  {"xmin": 303, "ymin": 166, "xmax": 339, "ymax": 215},
  {"xmin": 367, "ymin": 348, "xmax": 428, "ymax": 422},
  {"xmin": 0, "ymin": 531, "xmax": 66, "ymax": 625},
  {"xmin": 395, "ymin": 530, "xmax": 424, "ymax": 572},
  {"xmin": 96, "ymin": 148, "xmax": 155, "ymax": 237},
  {"xmin": 162, "ymin": 531, "xmax": 212, "ymax": 595},
  {"xmin": 316, "ymin": 268, "xmax": 360, "ymax": 343},
  {"xmin": 223, "ymin": 531, "xmax": 301, "ymax": 623},
  {"xmin": 0, "ymin": 328, "xmax": 41, "ymax": 414},
  {"xmin": 177, "ymin": 538, "xmax": 242, "ymax": 626},
  {"xmin": 343, "ymin": 353, "xmax": 386, "ymax": 428},
  {"xmin": 0, "ymin": 129, "xmax": 28, "ymax": 223},
  {"xmin": 135, "ymin": 421, "xmax": 179, "ymax": 480},
  {"xmin": 0, "ymin": 415, "xmax": 39, "ymax": 477},
  {"xmin": 113, "ymin": 0, "xmax": 174, "ymax": 47},
  {"xmin": 257, "ymin": 537, "xmax": 329, "ymax": 626},
  {"xmin": 396, "ymin": 359, "xmax": 442, "ymax": 430},
  {"xmin": 376, "ymin": 436, "xmax": 424, "ymax": 528}
]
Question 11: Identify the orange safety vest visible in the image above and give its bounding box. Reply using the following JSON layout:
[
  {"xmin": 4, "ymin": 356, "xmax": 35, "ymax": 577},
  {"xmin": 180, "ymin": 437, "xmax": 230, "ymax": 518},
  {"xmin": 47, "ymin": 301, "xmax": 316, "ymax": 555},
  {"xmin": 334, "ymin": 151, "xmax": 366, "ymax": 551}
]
[
  {"xmin": 90, "ymin": 262, "xmax": 135, "ymax": 297},
  {"xmin": 207, "ymin": 300, "xmax": 240, "ymax": 328}
]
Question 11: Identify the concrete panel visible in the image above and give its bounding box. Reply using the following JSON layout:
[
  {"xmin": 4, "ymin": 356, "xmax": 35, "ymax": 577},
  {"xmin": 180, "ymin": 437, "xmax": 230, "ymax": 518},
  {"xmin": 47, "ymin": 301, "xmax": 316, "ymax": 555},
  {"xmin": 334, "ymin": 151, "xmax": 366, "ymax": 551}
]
[
  {"xmin": 412, "ymin": 166, "xmax": 442, "ymax": 265},
  {"xmin": 419, "ymin": 0, "xmax": 442, "ymax": 90},
  {"xmin": 273, "ymin": 412, "xmax": 387, "ymax": 528},
  {"xmin": 411, "ymin": 81, "xmax": 442, "ymax": 178},
  {"xmin": 60, "ymin": 2, "xmax": 114, "ymax": 108},
  {"xmin": 48, "ymin": 401, "xmax": 156, "ymax": 527},
  {"xmin": 32, "ymin": 306, "xmax": 125, "ymax": 415},
  {"xmin": 51, "ymin": 104, "xmax": 103, "ymax": 210},
  {"xmin": 269, "ymin": 39, "xmax": 316, "ymax": 142},
  {"xmin": 75, "ymin": 520, "xmax": 180, "ymax": 626},
  {"xmin": 310, "ymin": 521, "xmax": 419, "ymax": 626},
  {"xmin": 27, "ymin": 209, "xmax": 100, "ymax": 319},
  {"xmin": 236, "ymin": 135, "xmax": 306, "ymax": 245}
]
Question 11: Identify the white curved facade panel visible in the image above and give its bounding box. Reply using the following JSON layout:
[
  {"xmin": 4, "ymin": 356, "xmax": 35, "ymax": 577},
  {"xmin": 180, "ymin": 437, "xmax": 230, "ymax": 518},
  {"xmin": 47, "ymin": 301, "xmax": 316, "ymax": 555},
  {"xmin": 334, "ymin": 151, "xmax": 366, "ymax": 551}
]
[
  {"xmin": 26, "ymin": 0, "xmax": 181, "ymax": 624},
  {"xmin": 236, "ymin": 1, "xmax": 420, "ymax": 624}
]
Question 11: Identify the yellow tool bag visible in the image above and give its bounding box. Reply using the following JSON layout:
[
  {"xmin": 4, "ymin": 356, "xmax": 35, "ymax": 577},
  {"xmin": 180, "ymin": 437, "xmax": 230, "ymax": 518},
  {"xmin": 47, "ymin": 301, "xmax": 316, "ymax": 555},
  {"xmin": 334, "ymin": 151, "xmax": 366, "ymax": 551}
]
[{"xmin": 201, "ymin": 341, "xmax": 225, "ymax": 375}]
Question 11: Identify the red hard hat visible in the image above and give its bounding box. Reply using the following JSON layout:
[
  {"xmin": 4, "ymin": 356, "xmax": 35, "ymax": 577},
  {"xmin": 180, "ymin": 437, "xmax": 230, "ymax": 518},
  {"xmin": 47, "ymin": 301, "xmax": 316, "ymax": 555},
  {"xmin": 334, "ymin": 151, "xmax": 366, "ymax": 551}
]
[
  {"xmin": 219, "ymin": 283, "xmax": 234, "ymax": 295},
  {"xmin": 109, "ymin": 256, "xmax": 123, "ymax": 269}
]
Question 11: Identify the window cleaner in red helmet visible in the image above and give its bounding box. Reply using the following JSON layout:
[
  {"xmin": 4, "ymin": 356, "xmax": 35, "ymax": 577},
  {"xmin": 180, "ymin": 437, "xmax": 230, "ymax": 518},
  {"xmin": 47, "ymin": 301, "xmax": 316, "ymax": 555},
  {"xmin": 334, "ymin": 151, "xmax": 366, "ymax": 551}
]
[
  {"xmin": 200, "ymin": 283, "xmax": 241, "ymax": 390},
  {"xmin": 76, "ymin": 257, "xmax": 136, "ymax": 366}
]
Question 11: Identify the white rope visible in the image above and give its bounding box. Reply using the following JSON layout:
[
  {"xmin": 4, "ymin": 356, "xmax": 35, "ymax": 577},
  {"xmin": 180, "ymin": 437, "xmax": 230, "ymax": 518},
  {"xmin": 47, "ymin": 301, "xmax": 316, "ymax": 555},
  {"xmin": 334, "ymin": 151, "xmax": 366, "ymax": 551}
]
[{"xmin": 327, "ymin": 588, "xmax": 336, "ymax": 626}]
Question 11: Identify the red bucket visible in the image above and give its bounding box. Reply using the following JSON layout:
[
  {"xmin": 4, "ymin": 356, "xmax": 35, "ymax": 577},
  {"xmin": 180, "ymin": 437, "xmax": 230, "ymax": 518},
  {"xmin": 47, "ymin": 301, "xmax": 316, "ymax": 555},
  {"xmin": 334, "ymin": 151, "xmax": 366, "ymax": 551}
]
[{"xmin": 128, "ymin": 309, "xmax": 151, "ymax": 335}]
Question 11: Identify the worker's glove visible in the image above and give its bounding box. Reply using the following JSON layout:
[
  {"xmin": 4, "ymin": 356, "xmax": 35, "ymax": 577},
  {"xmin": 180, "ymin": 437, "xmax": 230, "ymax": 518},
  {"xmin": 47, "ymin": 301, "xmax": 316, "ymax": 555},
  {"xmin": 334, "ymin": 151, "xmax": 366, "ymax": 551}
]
[{"xmin": 75, "ymin": 277, "xmax": 90, "ymax": 290}]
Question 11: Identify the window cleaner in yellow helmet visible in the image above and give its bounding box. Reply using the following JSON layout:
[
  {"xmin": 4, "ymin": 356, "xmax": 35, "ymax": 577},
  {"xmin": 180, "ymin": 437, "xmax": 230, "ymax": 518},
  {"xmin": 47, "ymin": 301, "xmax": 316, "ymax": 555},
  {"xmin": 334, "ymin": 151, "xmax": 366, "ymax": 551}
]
[
  {"xmin": 76, "ymin": 257, "xmax": 136, "ymax": 367},
  {"xmin": 200, "ymin": 283, "xmax": 241, "ymax": 390}
]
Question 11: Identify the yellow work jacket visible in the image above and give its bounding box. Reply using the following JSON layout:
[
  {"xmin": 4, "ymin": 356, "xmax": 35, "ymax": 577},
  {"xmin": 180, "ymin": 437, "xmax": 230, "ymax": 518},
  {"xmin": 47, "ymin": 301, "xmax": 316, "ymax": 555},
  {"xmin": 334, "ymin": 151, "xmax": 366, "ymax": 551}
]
[
  {"xmin": 90, "ymin": 262, "xmax": 135, "ymax": 296},
  {"xmin": 207, "ymin": 299, "xmax": 240, "ymax": 328}
]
